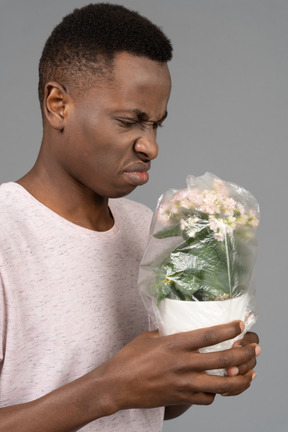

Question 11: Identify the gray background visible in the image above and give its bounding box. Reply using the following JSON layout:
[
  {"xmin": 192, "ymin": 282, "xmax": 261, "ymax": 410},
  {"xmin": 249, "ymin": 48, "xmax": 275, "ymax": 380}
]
[{"xmin": 0, "ymin": 0, "xmax": 287, "ymax": 431}]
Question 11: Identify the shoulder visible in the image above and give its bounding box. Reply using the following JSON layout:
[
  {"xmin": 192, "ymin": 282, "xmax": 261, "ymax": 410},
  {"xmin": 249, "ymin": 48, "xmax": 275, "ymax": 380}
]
[
  {"xmin": 0, "ymin": 182, "xmax": 33, "ymax": 240},
  {"xmin": 0, "ymin": 182, "xmax": 16, "ymax": 200},
  {"xmin": 0, "ymin": 183, "xmax": 19, "ymax": 224},
  {"xmin": 0, "ymin": 181, "xmax": 24, "ymax": 205}
]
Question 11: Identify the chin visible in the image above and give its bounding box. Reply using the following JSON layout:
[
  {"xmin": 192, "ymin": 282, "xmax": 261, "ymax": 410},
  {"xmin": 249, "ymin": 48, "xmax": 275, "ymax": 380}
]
[{"xmin": 107, "ymin": 184, "xmax": 137, "ymax": 199}]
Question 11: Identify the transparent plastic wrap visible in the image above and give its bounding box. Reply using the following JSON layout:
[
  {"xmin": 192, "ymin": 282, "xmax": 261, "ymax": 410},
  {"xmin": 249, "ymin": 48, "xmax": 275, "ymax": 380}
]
[{"xmin": 139, "ymin": 172, "xmax": 260, "ymax": 375}]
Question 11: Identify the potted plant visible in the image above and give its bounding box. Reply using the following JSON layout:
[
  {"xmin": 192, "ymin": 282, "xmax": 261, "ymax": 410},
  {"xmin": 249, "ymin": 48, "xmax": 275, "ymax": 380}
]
[{"xmin": 139, "ymin": 173, "xmax": 259, "ymax": 375}]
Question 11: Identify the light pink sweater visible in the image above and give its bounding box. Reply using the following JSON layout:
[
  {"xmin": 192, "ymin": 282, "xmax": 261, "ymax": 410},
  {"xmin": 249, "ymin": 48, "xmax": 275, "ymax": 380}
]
[{"xmin": 0, "ymin": 183, "xmax": 164, "ymax": 431}]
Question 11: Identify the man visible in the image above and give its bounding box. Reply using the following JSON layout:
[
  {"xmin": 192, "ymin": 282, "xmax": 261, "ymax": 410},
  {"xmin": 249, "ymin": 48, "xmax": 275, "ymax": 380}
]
[{"xmin": 0, "ymin": 3, "xmax": 260, "ymax": 431}]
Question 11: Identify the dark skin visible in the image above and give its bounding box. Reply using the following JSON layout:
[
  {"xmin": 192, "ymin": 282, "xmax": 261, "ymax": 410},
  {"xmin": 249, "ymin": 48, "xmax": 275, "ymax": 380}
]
[{"xmin": 0, "ymin": 52, "xmax": 260, "ymax": 430}]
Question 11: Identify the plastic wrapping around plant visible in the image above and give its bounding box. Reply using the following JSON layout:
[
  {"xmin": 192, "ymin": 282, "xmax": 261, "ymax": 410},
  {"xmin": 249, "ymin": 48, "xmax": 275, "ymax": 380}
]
[{"xmin": 138, "ymin": 172, "xmax": 260, "ymax": 375}]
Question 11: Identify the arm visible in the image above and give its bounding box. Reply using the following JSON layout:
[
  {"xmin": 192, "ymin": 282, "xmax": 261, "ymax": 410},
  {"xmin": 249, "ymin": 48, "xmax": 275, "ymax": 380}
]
[
  {"xmin": 0, "ymin": 369, "xmax": 113, "ymax": 432},
  {"xmin": 0, "ymin": 321, "xmax": 259, "ymax": 432}
]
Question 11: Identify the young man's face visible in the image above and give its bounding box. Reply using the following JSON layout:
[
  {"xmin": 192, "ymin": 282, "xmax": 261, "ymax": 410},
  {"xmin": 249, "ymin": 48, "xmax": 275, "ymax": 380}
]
[{"xmin": 57, "ymin": 52, "xmax": 172, "ymax": 198}]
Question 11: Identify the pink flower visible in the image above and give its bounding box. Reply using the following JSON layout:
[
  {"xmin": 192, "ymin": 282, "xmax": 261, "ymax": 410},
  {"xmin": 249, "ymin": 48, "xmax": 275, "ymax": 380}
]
[
  {"xmin": 200, "ymin": 191, "xmax": 219, "ymax": 214},
  {"xmin": 157, "ymin": 177, "xmax": 259, "ymax": 235},
  {"xmin": 236, "ymin": 203, "xmax": 245, "ymax": 217},
  {"xmin": 222, "ymin": 197, "xmax": 236, "ymax": 216},
  {"xmin": 214, "ymin": 231, "xmax": 225, "ymax": 242},
  {"xmin": 209, "ymin": 216, "xmax": 220, "ymax": 232}
]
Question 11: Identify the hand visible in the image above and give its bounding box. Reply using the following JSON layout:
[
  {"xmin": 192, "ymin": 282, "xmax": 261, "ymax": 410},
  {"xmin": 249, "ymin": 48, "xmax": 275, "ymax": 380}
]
[
  {"xmin": 0, "ymin": 322, "xmax": 258, "ymax": 431},
  {"xmin": 99, "ymin": 321, "xmax": 259, "ymax": 413},
  {"xmin": 165, "ymin": 329, "xmax": 261, "ymax": 419}
]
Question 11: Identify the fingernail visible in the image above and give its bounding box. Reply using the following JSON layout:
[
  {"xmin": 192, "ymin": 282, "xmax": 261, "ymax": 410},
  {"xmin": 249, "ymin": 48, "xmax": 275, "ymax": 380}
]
[
  {"xmin": 239, "ymin": 321, "xmax": 245, "ymax": 333},
  {"xmin": 252, "ymin": 372, "xmax": 256, "ymax": 380},
  {"xmin": 255, "ymin": 345, "xmax": 261, "ymax": 357},
  {"xmin": 228, "ymin": 366, "xmax": 239, "ymax": 376}
]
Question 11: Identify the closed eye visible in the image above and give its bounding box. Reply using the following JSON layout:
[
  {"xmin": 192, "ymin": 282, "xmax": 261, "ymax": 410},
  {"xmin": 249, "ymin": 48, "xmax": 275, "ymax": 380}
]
[
  {"xmin": 153, "ymin": 121, "xmax": 163, "ymax": 129},
  {"xmin": 116, "ymin": 119, "xmax": 137, "ymax": 128},
  {"xmin": 116, "ymin": 118, "xmax": 164, "ymax": 129}
]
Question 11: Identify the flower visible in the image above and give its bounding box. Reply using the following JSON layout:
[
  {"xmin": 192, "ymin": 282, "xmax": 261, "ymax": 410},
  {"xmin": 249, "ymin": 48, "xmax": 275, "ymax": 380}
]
[
  {"xmin": 208, "ymin": 216, "xmax": 233, "ymax": 240},
  {"xmin": 181, "ymin": 216, "xmax": 200, "ymax": 238},
  {"xmin": 150, "ymin": 174, "xmax": 259, "ymax": 303}
]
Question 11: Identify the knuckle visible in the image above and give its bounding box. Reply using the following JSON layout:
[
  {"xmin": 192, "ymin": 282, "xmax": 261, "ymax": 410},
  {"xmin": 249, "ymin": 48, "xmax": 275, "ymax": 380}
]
[
  {"xmin": 217, "ymin": 352, "xmax": 232, "ymax": 369},
  {"xmin": 216, "ymin": 381, "xmax": 230, "ymax": 395},
  {"xmin": 238, "ymin": 363, "xmax": 249, "ymax": 375},
  {"xmin": 238, "ymin": 344, "xmax": 255, "ymax": 363},
  {"xmin": 202, "ymin": 329, "xmax": 217, "ymax": 346},
  {"xmin": 165, "ymin": 337, "xmax": 182, "ymax": 352},
  {"xmin": 174, "ymin": 377, "xmax": 196, "ymax": 400},
  {"xmin": 173, "ymin": 359, "xmax": 189, "ymax": 375},
  {"xmin": 178, "ymin": 379, "xmax": 193, "ymax": 395}
]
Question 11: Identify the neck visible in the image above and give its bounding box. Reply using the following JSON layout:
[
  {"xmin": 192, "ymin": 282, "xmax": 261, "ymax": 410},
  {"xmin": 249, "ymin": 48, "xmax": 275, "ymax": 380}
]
[{"xmin": 17, "ymin": 156, "xmax": 114, "ymax": 232}]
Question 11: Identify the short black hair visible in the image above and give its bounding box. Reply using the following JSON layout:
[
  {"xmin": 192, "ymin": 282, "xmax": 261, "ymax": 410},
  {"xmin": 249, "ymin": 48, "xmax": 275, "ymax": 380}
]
[{"xmin": 38, "ymin": 3, "xmax": 173, "ymax": 108}]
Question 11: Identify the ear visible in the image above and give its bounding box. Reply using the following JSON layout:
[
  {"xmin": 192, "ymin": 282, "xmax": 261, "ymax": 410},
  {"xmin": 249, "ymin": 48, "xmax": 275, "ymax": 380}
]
[{"xmin": 43, "ymin": 82, "xmax": 69, "ymax": 131}]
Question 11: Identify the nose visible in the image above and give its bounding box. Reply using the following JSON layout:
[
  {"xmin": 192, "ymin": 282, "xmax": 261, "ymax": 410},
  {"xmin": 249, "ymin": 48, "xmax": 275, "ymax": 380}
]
[{"xmin": 134, "ymin": 127, "xmax": 159, "ymax": 161}]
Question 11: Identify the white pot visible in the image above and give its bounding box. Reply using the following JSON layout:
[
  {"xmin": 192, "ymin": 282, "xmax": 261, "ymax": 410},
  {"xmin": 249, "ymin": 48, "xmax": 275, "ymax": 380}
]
[{"xmin": 156, "ymin": 293, "xmax": 256, "ymax": 376}]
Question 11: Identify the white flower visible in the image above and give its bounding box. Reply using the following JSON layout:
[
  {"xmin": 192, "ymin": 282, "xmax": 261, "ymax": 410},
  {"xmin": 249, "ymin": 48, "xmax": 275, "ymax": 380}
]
[
  {"xmin": 180, "ymin": 219, "xmax": 186, "ymax": 230},
  {"xmin": 181, "ymin": 217, "xmax": 200, "ymax": 238},
  {"xmin": 158, "ymin": 204, "xmax": 173, "ymax": 224}
]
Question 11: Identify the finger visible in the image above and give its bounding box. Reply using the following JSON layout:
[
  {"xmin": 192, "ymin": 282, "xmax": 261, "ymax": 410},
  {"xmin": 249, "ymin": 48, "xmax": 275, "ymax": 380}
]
[
  {"xmin": 227, "ymin": 342, "xmax": 260, "ymax": 376},
  {"xmin": 232, "ymin": 340, "xmax": 261, "ymax": 359},
  {"xmin": 190, "ymin": 343, "xmax": 257, "ymax": 373},
  {"xmin": 196, "ymin": 370, "xmax": 254, "ymax": 396},
  {"xmin": 170, "ymin": 321, "xmax": 245, "ymax": 351},
  {"xmin": 227, "ymin": 356, "xmax": 257, "ymax": 376},
  {"xmin": 189, "ymin": 392, "xmax": 216, "ymax": 406},
  {"xmin": 222, "ymin": 370, "xmax": 256, "ymax": 396},
  {"xmin": 237, "ymin": 357, "xmax": 257, "ymax": 375},
  {"xmin": 232, "ymin": 331, "xmax": 259, "ymax": 347}
]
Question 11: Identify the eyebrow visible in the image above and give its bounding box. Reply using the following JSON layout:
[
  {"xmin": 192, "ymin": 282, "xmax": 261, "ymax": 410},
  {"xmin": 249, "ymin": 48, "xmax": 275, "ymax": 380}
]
[{"xmin": 118, "ymin": 109, "xmax": 168, "ymax": 124}]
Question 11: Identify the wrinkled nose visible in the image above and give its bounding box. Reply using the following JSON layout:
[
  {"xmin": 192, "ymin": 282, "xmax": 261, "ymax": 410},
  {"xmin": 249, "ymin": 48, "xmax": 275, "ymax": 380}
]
[{"xmin": 134, "ymin": 128, "xmax": 159, "ymax": 161}]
